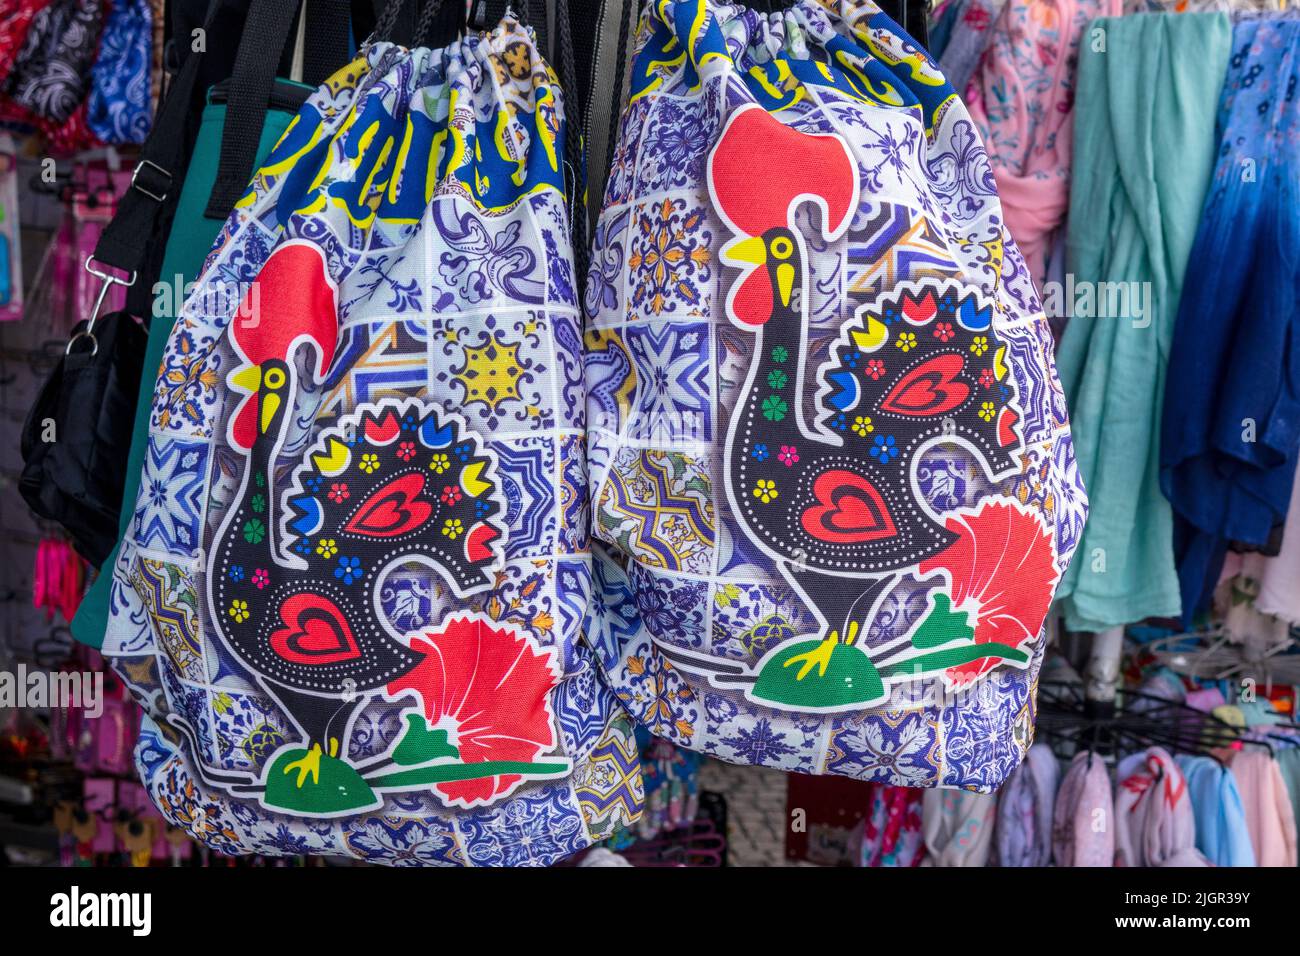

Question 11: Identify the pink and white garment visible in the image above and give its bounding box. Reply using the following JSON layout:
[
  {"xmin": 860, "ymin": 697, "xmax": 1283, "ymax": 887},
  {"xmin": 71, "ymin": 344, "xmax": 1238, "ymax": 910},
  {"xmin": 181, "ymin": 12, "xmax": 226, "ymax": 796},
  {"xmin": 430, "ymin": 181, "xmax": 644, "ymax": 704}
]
[
  {"xmin": 1051, "ymin": 750, "xmax": 1114, "ymax": 866},
  {"xmin": 996, "ymin": 741, "xmax": 1058, "ymax": 865},
  {"xmin": 964, "ymin": 0, "xmax": 1122, "ymax": 286},
  {"xmin": 1113, "ymin": 747, "xmax": 1209, "ymax": 867}
]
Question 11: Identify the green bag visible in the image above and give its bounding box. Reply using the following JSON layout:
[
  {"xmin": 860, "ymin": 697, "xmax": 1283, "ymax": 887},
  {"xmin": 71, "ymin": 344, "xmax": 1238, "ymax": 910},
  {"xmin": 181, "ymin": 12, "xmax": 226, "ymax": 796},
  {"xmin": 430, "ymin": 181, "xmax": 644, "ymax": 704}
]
[{"xmin": 72, "ymin": 83, "xmax": 308, "ymax": 648}]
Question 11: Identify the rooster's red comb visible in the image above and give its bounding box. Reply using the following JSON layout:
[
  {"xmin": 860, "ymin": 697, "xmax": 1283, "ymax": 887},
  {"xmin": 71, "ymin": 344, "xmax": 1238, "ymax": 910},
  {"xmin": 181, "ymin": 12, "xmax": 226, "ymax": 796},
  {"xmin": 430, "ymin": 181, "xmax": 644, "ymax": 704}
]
[
  {"xmin": 707, "ymin": 105, "xmax": 859, "ymax": 240},
  {"xmin": 230, "ymin": 240, "xmax": 339, "ymax": 379}
]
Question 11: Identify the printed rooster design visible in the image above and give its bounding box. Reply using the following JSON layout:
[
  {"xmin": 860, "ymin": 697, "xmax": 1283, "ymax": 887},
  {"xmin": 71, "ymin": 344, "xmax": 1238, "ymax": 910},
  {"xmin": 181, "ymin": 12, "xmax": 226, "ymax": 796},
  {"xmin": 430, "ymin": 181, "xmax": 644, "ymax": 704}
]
[
  {"xmin": 660, "ymin": 106, "xmax": 1050, "ymax": 712},
  {"xmin": 181, "ymin": 240, "xmax": 570, "ymax": 816}
]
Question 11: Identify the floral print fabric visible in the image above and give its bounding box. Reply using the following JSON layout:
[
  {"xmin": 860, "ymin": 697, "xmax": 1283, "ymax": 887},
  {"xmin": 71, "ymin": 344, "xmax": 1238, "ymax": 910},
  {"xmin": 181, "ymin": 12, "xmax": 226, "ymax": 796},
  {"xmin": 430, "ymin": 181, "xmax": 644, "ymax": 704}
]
[{"xmin": 964, "ymin": 0, "xmax": 1122, "ymax": 286}]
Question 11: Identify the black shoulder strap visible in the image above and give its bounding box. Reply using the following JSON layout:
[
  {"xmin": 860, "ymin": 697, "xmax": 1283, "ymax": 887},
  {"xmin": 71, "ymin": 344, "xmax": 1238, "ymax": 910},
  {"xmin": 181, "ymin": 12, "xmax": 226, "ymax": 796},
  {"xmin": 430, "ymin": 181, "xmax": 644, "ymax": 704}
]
[
  {"xmin": 302, "ymin": 0, "xmax": 355, "ymax": 87},
  {"xmin": 203, "ymin": 0, "xmax": 307, "ymax": 217}
]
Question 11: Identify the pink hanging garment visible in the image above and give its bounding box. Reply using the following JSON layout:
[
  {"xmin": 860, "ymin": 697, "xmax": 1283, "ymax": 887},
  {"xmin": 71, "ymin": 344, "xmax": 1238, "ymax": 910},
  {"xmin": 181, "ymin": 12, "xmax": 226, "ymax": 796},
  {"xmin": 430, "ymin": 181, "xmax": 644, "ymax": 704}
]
[
  {"xmin": 1113, "ymin": 747, "xmax": 1209, "ymax": 866},
  {"xmin": 860, "ymin": 785, "xmax": 925, "ymax": 867},
  {"xmin": 32, "ymin": 538, "xmax": 87, "ymax": 623},
  {"xmin": 1052, "ymin": 751, "xmax": 1115, "ymax": 866},
  {"xmin": 1229, "ymin": 748, "xmax": 1298, "ymax": 867},
  {"xmin": 965, "ymin": 0, "xmax": 1123, "ymax": 287}
]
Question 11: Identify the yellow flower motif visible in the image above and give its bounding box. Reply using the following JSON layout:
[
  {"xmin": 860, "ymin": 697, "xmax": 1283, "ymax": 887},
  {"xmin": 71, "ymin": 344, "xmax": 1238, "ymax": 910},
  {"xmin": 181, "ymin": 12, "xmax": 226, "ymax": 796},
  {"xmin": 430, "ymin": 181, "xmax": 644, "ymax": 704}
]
[
  {"xmin": 442, "ymin": 518, "xmax": 465, "ymax": 539},
  {"xmin": 970, "ymin": 336, "xmax": 989, "ymax": 356},
  {"xmin": 315, "ymin": 538, "xmax": 338, "ymax": 559},
  {"xmin": 714, "ymin": 583, "xmax": 741, "ymax": 608},
  {"xmin": 852, "ymin": 415, "xmax": 874, "ymax": 436},
  {"xmin": 896, "ymin": 331, "xmax": 917, "ymax": 352},
  {"xmin": 752, "ymin": 479, "xmax": 779, "ymax": 504},
  {"xmin": 359, "ymin": 452, "xmax": 380, "ymax": 474},
  {"xmin": 429, "ymin": 453, "xmax": 451, "ymax": 474},
  {"xmin": 979, "ymin": 401, "xmax": 996, "ymax": 422},
  {"xmin": 227, "ymin": 599, "xmax": 249, "ymax": 624}
]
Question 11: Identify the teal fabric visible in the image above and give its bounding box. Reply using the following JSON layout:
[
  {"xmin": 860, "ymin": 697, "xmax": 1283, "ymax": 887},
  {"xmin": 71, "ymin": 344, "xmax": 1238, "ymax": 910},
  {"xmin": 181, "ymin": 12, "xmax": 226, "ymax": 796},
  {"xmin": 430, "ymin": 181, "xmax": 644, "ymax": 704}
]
[
  {"xmin": 1053, "ymin": 12, "xmax": 1231, "ymax": 632},
  {"xmin": 72, "ymin": 97, "xmax": 301, "ymax": 648},
  {"xmin": 1177, "ymin": 754, "xmax": 1256, "ymax": 867},
  {"xmin": 1277, "ymin": 746, "xmax": 1300, "ymax": 854}
]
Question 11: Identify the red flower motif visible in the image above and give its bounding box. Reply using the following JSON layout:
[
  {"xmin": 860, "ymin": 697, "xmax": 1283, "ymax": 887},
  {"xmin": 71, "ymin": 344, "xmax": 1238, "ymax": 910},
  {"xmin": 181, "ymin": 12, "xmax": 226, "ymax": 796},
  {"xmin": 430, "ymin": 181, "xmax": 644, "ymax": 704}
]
[
  {"xmin": 933, "ymin": 322, "xmax": 954, "ymax": 342},
  {"xmin": 865, "ymin": 359, "xmax": 886, "ymax": 380},
  {"xmin": 917, "ymin": 499, "xmax": 1057, "ymax": 685},
  {"xmin": 396, "ymin": 441, "xmax": 417, "ymax": 462},
  {"xmin": 328, "ymin": 483, "xmax": 350, "ymax": 503},
  {"xmin": 979, "ymin": 368, "xmax": 994, "ymax": 389},
  {"xmin": 251, "ymin": 568, "xmax": 269, "ymax": 589},
  {"xmin": 386, "ymin": 616, "xmax": 561, "ymax": 808},
  {"xmin": 440, "ymin": 485, "xmax": 462, "ymax": 505}
]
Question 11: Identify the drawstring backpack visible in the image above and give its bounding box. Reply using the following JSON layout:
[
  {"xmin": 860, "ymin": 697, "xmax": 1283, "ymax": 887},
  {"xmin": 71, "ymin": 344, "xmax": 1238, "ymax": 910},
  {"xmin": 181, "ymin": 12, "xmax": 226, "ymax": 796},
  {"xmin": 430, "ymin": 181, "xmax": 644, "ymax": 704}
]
[
  {"xmin": 99, "ymin": 3, "xmax": 643, "ymax": 866},
  {"xmin": 584, "ymin": 0, "xmax": 1086, "ymax": 790}
]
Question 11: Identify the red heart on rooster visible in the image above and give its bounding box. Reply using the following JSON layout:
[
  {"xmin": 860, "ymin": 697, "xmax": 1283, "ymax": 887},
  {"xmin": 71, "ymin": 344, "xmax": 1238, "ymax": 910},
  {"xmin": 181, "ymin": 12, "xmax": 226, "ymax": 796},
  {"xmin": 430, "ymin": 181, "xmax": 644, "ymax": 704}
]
[
  {"xmin": 880, "ymin": 353, "xmax": 970, "ymax": 416},
  {"xmin": 344, "ymin": 473, "xmax": 433, "ymax": 537},
  {"xmin": 269, "ymin": 593, "xmax": 361, "ymax": 665},
  {"xmin": 901, "ymin": 291, "xmax": 937, "ymax": 324},
  {"xmin": 801, "ymin": 470, "xmax": 898, "ymax": 543}
]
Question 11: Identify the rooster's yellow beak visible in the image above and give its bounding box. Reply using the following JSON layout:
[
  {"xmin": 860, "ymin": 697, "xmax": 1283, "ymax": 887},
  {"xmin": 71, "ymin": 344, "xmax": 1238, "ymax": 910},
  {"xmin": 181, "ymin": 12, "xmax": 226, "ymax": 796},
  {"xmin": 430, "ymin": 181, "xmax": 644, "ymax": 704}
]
[
  {"xmin": 722, "ymin": 235, "xmax": 767, "ymax": 266},
  {"xmin": 230, "ymin": 365, "xmax": 261, "ymax": 393}
]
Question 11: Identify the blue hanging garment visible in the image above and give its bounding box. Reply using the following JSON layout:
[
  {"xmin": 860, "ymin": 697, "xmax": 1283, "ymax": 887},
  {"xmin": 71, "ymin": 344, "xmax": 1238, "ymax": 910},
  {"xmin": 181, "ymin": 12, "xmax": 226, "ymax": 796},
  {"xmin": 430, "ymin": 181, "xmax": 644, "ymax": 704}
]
[{"xmin": 1159, "ymin": 17, "xmax": 1300, "ymax": 621}]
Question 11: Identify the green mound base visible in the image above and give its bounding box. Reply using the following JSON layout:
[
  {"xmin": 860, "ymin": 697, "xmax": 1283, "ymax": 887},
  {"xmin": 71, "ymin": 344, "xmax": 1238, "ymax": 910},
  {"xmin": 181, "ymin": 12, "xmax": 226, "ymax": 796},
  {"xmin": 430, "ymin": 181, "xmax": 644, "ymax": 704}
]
[
  {"xmin": 751, "ymin": 640, "xmax": 884, "ymax": 710},
  {"xmin": 263, "ymin": 748, "xmax": 378, "ymax": 816}
]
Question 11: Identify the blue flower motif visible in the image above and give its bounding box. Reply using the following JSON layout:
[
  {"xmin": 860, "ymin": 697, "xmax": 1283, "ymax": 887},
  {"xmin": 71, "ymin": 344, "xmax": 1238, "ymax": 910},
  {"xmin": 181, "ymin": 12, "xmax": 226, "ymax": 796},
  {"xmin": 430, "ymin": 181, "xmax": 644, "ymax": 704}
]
[
  {"xmin": 870, "ymin": 434, "xmax": 898, "ymax": 463},
  {"xmin": 335, "ymin": 556, "xmax": 363, "ymax": 585},
  {"xmin": 752, "ymin": 443, "xmax": 770, "ymax": 462},
  {"xmin": 228, "ymin": 565, "xmax": 245, "ymax": 583}
]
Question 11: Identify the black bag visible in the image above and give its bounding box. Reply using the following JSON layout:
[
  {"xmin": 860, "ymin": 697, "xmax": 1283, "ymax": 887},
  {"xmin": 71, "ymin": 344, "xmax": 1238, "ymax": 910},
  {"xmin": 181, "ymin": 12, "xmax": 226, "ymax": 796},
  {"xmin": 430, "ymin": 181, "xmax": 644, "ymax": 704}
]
[
  {"xmin": 20, "ymin": 307, "xmax": 147, "ymax": 566},
  {"xmin": 19, "ymin": 0, "xmax": 356, "ymax": 564}
]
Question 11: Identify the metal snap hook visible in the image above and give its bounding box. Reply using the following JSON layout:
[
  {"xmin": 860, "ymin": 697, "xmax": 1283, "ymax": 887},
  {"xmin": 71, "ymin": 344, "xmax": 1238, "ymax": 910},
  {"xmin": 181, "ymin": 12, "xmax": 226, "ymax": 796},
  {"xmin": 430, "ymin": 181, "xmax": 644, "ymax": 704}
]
[{"xmin": 65, "ymin": 256, "xmax": 137, "ymax": 355}]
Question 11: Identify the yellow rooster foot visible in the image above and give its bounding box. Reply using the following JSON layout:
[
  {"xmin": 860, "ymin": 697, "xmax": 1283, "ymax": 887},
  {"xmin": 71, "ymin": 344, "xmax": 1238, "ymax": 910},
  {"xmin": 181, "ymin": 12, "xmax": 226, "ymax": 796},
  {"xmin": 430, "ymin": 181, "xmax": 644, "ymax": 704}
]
[
  {"xmin": 783, "ymin": 634, "xmax": 838, "ymax": 681},
  {"xmin": 781, "ymin": 621, "xmax": 860, "ymax": 680},
  {"xmin": 283, "ymin": 743, "xmax": 323, "ymax": 788}
]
